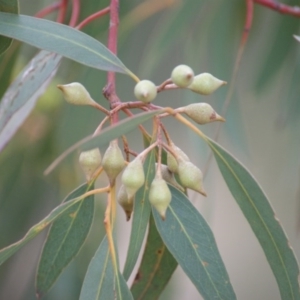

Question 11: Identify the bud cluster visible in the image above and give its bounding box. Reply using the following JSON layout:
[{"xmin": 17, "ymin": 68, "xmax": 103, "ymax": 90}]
[{"xmin": 58, "ymin": 64, "xmax": 227, "ymax": 221}]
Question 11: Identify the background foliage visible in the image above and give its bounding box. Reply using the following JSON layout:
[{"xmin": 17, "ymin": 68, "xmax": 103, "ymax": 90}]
[{"xmin": 0, "ymin": 0, "xmax": 300, "ymax": 299}]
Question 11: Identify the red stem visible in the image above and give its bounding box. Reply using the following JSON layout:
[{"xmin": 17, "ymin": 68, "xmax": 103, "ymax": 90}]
[
  {"xmin": 76, "ymin": 7, "xmax": 110, "ymax": 30},
  {"xmin": 57, "ymin": 0, "xmax": 68, "ymax": 23},
  {"xmin": 254, "ymin": 0, "xmax": 300, "ymax": 17},
  {"xmin": 242, "ymin": 0, "xmax": 254, "ymax": 46},
  {"xmin": 35, "ymin": 2, "xmax": 61, "ymax": 19},
  {"xmin": 69, "ymin": 0, "xmax": 80, "ymax": 27}
]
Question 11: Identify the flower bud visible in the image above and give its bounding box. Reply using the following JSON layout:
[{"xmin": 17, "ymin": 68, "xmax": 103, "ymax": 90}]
[
  {"xmin": 167, "ymin": 143, "xmax": 190, "ymax": 173},
  {"xmin": 117, "ymin": 184, "xmax": 134, "ymax": 221},
  {"xmin": 181, "ymin": 103, "xmax": 225, "ymax": 125},
  {"xmin": 188, "ymin": 73, "xmax": 226, "ymax": 95},
  {"xmin": 121, "ymin": 156, "xmax": 145, "ymax": 199},
  {"xmin": 171, "ymin": 64, "xmax": 194, "ymax": 88},
  {"xmin": 159, "ymin": 164, "xmax": 184, "ymax": 191},
  {"xmin": 102, "ymin": 140, "xmax": 125, "ymax": 184},
  {"xmin": 57, "ymin": 82, "xmax": 96, "ymax": 106},
  {"xmin": 177, "ymin": 159, "xmax": 206, "ymax": 196},
  {"xmin": 134, "ymin": 80, "xmax": 157, "ymax": 103},
  {"xmin": 149, "ymin": 176, "xmax": 172, "ymax": 220},
  {"xmin": 79, "ymin": 148, "xmax": 101, "ymax": 182}
]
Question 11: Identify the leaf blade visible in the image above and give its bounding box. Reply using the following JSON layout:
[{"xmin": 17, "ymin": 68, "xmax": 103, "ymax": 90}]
[
  {"xmin": 131, "ymin": 214, "xmax": 177, "ymax": 300},
  {"xmin": 0, "ymin": 50, "xmax": 61, "ymax": 152},
  {"xmin": 0, "ymin": 12, "xmax": 133, "ymax": 76},
  {"xmin": 36, "ymin": 183, "xmax": 95, "ymax": 298},
  {"xmin": 153, "ymin": 185, "xmax": 236, "ymax": 300},
  {"xmin": 207, "ymin": 138, "xmax": 300, "ymax": 300}
]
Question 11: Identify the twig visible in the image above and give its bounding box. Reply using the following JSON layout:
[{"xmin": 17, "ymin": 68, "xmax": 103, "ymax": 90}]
[
  {"xmin": 254, "ymin": 0, "xmax": 300, "ymax": 17},
  {"xmin": 76, "ymin": 7, "xmax": 110, "ymax": 30}
]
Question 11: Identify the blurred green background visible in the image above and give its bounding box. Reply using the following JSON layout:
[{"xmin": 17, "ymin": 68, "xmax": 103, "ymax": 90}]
[{"xmin": 1, "ymin": 0, "xmax": 300, "ymax": 299}]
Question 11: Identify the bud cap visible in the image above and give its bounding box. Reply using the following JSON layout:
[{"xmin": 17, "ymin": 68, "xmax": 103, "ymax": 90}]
[
  {"xmin": 57, "ymin": 82, "xmax": 96, "ymax": 106},
  {"xmin": 167, "ymin": 143, "xmax": 190, "ymax": 173},
  {"xmin": 102, "ymin": 140, "xmax": 125, "ymax": 184},
  {"xmin": 182, "ymin": 103, "xmax": 225, "ymax": 125},
  {"xmin": 117, "ymin": 184, "xmax": 134, "ymax": 221},
  {"xmin": 134, "ymin": 80, "xmax": 157, "ymax": 103},
  {"xmin": 188, "ymin": 73, "xmax": 226, "ymax": 95},
  {"xmin": 79, "ymin": 148, "xmax": 101, "ymax": 182},
  {"xmin": 149, "ymin": 176, "xmax": 172, "ymax": 220},
  {"xmin": 121, "ymin": 156, "xmax": 145, "ymax": 199},
  {"xmin": 177, "ymin": 160, "xmax": 206, "ymax": 196},
  {"xmin": 171, "ymin": 64, "xmax": 194, "ymax": 88}
]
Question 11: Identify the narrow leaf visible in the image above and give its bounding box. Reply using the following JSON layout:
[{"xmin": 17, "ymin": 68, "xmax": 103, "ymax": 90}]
[
  {"xmin": 153, "ymin": 185, "xmax": 236, "ymax": 300},
  {"xmin": 0, "ymin": 13, "xmax": 135, "ymax": 77},
  {"xmin": 45, "ymin": 110, "xmax": 161, "ymax": 175},
  {"xmin": 0, "ymin": 0, "xmax": 19, "ymax": 55},
  {"xmin": 36, "ymin": 183, "xmax": 95, "ymax": 298},
  {"xmin": 0, "ymin": 188, "xmax": 91, "ymax": 266},
  {"xmin": 131, "ymin": 214, "xmax": 177, "ymax": 300},
  {"xmin": 79, "ymin": 236, "xmax": 114, "ymax": 300},
  {"xmin": 207, "ymin": 138, "xmax": 300, "ymax": 300},
  {"xmin": 0, "ymin": 50, "xmax": 61, "ymax": 152},
  {"xmin": 80, "ymin": 236, "xmax": 133, "ymax": 300},
  {"xmin": 122, "ymin": 144, "xmax": 156, "ymax": 280}
]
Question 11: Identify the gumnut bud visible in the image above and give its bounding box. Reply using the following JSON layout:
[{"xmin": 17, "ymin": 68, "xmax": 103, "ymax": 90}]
[
  {"xmin": 179, "ymin": 103, "xmax": 225, "ymax": 125},
  {"xmin": 171, "ymin": 64, "xmax": 194, "ymax": 88},
  {"xmin": 177, "ymin": 159, "xmax": 206, "ymax": 196},
  {"xmin": 158, "ymin": 163, "xmax": 184, "ymax": 192},
  {"xmin": 102, "ymin": 140, "xmax": 125, "ymax": 184},
  {"xmin": 149, "ymin": 174, "xmax": 172, "ymax": 220},
  {"xmin": 167, "ymin": 142, "xmax": 190, "ymax": 173},
  {"xmin": 117, "ymin": 184, "xmax": 134, "ymax": 221},
  {"xmin": 79, "ymin": 148, "xmax": 102, "ymax": 182},
  {"xmin": 122, "ymin": 155, "xmax": 145, "ymax": 199},
  {"xmin": 188, "ymin": 73, "xmax": 226, "ymax": 95},
  {"xmin": 134, "ymin": 80, "xmax": 157, "ymax": 103},
  {"xmin": 57, "ymin": 82, "xmax": 96, "ymax": 106}
]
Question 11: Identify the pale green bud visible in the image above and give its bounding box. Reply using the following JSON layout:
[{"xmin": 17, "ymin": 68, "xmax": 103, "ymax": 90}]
[
  {"xmin": 158, "ymin": 164, "xmax": 184, "ymax": 191},
  {"xmin": 167, "ymin": 143, "xmax": 190, "ymax": 173},
  {"xmin": 134, "ymin": 80, "xmax": 157, "ymax": 103},
  {"xmin": 182, "ymin": 103, "xmax": 225, "ymax": 125},
  {"xmin": 102, "ymin": 140, "xmax": 125, "ymax": 184},
  {"xmin": 171, "ymin": 64, "xmax": 194, "ymax": 88},
  {"xmin": 149, "ymin": 176, "xmax": 172, "ymax": 220},
  {"xmin": 177, "ymin": 159, "xmax": 206, "ymax": 196},
  {"xmin": 188, "ymin": 73, "xmax": 226, "ymax": 95},
  {"xmin": 121, "ymin": 156, "xmax": 145, "ymax": 199},
  {"xmin": 79, "ymin": 148, "xmax": 101, "ymax": 182},
  {"xmin": 57, "ymin": 82, "xmax": 96, "ymax": 106},
  {"xmin": 117, "ymin": 184, "xmax": 134, "ymax": 221}
]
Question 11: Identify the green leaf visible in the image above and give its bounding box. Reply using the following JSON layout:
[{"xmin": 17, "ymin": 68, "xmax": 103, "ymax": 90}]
[
  {"xmin": 0, "ymin": 12, "xmax": 136, "ymax": 78},
  {"xmin": 0, "ymin": 187, "xmax": 91, "ymax": 266},
  {"xmin": 79, "ymin": 236, "xmax": 114, "ymax": 300},
  {"xmin": 153, "ymin": 185, "xmax": 236, "ymax": 300},
  {"xmin": 0, "ymin": 50, "xmax": 61, "ymax": 152},
  {"xmin": 0, "ymin": 0, "xmax": 19, "ymax": 55},
  {"xmin": 122, "ymin": 141, "xmax": 156, "ymax": 280},
  {"xmin": 80, "ymin": 236, "xmax": 133, "ymax": 300},
  {"xmin": 131, "ymin": 214, "xmax": 177, "ymax": 300},
  {"xmin": 207, "ymin": 138, "xmax": 300, "ymax": 300},
  {"xmin": 45, "ymin": 110, "xmax": 162, "ymax": 175},
  {"xmin": 36, "ymin": 183, "xmax": 95, "ymax": 298}
]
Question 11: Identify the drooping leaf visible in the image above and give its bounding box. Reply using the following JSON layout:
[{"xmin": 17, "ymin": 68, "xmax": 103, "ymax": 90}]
[
  {"xmin": 79, "ymin": 236, "xmax": 114, "ymax": 300},
  {"xmin": 206, "ymin": 138, "xmax": 300, "ymax": 300},
  {"xmin": 0, "ymin": 12, "xmax": 137, "ymax": 79},
  {"xmin": 0, "ymin": 189, "xmax": 92, "ymax": 266},
  {"xmin": 131, "ymin": 214, "xmax": 177, "ymax": 300},
  {"xmin": 0, "ymin": 50, "xmax": 61, "ymax": 152},
  {"xmin": 122, "ymin": 139, "xmax": 156, "ymax": 280},
  {"xmin": 0, "ymin": 0, "xmax": 19, "ymax": 55},
  {"xmin": 45, "ymin": 110, "xmax": 162, "ymax": 175},
  {"xmin": 36, "ymin": 183, "xmax": 95, "ymax": 298},
  {"xmin": 153, "ymin": 185, "xmax": 236, "ymax": 300},
  {"xmin": 80, "ymin": 236, "xmax": 133, "ymax": 300}
]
